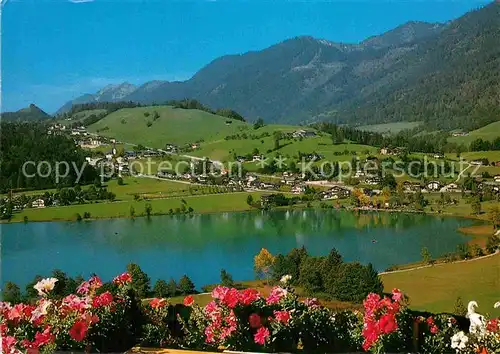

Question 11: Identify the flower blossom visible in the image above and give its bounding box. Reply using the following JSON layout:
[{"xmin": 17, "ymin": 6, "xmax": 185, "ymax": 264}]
[
  {"xmin": 92, "ymin": 291, "xmax": 113, "ymax": 308},
  {"xmin": 239, "ymin": 288, "xmax": 260, "ymax": 305},
  {"xmin": 451, "ymin": 331, "xmax": 469, "ymax": 351},
  {"xmin": 150, "ymin": 298, "xmax": 168, "ymax": 309},
  {"xmin": 183, "ymin": 295, "xmax": 194, "ymax": 306},
  {"xmin": 69, "ymin": 320, "xmax": 89, "ymax": 342},
  {"xmin": 273, "ymin": 310, "xmax": 291, "ymax": 324},
  {"xmin": 113, "ymin": 272, "xmax": 132, "ymax": 286},
  {"xmin": 266, "ymin": 287, "xmax": 287, "ymax": 305},
  {"xmin": 254, "ymin": 326, "xmax": 270, "ymax": 345},
  {"xmin": 280, "ymin": 274, "xmax": 292, "ymax": 284},
  {"xmin": 33, "ymin": 278, "xmax": 58, "ymax": 296},
  {"xmin": 249, "ymin": 313, "xmax": 262, "ymax": 328}
]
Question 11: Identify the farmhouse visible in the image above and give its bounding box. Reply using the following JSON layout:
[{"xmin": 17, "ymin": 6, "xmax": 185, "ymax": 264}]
[
  {"xmin": 494, "ymin": 175, "xmax": 500, "ymax": 183},
  {"xmin": 292, "ymin": 129, "xmax": 316, "ymax": 138},
  {"xmin": 426, "ymin": 181, "xmax": 442, "ymax": 191},
  {"xmin": 320, "ymin": 186, "xmax": 351, "ymax": 200},
  {"xmin": 31, "ymin": 199, "xmax": 45, "ymax": 208},
  {"xmin": 440, "ymin": 183, "xmax": 461, "ymax": 193}
]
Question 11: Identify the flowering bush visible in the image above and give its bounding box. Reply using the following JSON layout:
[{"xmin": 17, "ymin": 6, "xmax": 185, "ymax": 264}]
[
  {"xmin": 0, "ymin": 272, "xmax": 142, "ymax": 353},
  {"xmin": 361, "ymin": 288, "xmax": 413, "ymax": 353},
  {"xmin": 2, "ymin": 273, "xmax": 498, "ymax": 354},
  {"xmin": 418, "ymin": 314, "xmax": 460, "ymax": 354}
]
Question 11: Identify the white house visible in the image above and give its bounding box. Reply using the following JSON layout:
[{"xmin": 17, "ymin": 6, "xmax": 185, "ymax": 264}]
[
  {"xmin": 31, "ymin": 199, "xmax": 45, "ymax": 208},
  {"xmin": 426, "ymin": 181, "xmax": 442, "ymax": 191},
  {"xmin": 494, "ymin": 175, "xmax": 500, "ymax": 183}
]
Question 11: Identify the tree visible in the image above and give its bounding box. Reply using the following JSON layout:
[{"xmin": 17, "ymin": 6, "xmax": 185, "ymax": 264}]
[
  {"xmin": 153, "ymin": 279, "xmax": 169, "ymax": 298},
  {"xmin": 273, "ymin": 131, "xmax": 282, "ymax": 150},
  {"xmin": 471, "ymin": 197, "xmax": 482, "ymax": 215},
  {"xmin": 126, "ymin": 263, "xmax": 151, "ymax": 298},
  {"xmin": 254, "ymin": 248, "xmax": 275, "ymax": 281},
  {"xmin": 145, "ymin": 203, "xmax": 153, "ymax": 217},
  {"xmin": 253, "ymin": 118, "xmax": 265, "ymax": 130},
  {"xmin": 488, "ymin": 205, "xmax": 500, "ymax": 229},
  {"xmin": 178, "ymin": 275, "xmax": 196, "ymax": 295},
  {"xmin": 421, "ymin": 247, "xmax": 432, "ymax": 264},
  {"xmin": 298, "ymin": 256, "xmax": 325, "ymax": 294},
  {"xmin": 486, "ymin": 234, "xmax": 500, "ymax": 254},
  {"xmin": 454, "ymin": 297, "xmax": 467, "ymax": 316},
  {"xmin": 167, "ymin": 278, "xmax": 178, "ymax": 297},
  {"xmin": 220, "ymin": 269, "xmax": 235, "ymax": 287},
  {"xmin": 118, "ymin": 176, "xmax": 124, "ymax": 185},
  {"xmin": 130, "ymin": 206, "xmax": 135, "ymax": 218},
  {"xmin": 2, "ymin": 281, "xmax": 21, "ymax": 303},
  {"xmin": 246, "ymin": 195, "xmax": 254, "ymax": 206}
]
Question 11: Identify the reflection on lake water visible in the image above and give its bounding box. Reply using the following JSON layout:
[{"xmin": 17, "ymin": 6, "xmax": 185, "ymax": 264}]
[{"xmin": 2, "ymin": 209, "xmax": 476, "ymax": 288}]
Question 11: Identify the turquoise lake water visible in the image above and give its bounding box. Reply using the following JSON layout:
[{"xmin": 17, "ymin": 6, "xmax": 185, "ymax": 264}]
[{"xmin": 1, "ymin": 209, "xmax": 475, "ymax": 288}]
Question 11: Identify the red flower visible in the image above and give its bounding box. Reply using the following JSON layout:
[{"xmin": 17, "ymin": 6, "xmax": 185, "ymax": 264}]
[
  {"xmin": 430, "ymin": 325, "xmax": 439, "ymax": 334},
  {"xmin": 183, "ymin": 295, "xmax": 194, "ymax": 306},
  {"xmin": 378, "ymin": 313, "xmax": 398, "ymax": 334},
  {"xmin": 92, "ymin": 291, "xmax": 113, "ymax": 308},
  {"xmin": 254, "ymin": 326, "xmax": 270, "ymax": 345},
  {"xmin": 150, "ymin": 298, "xmax": 168, "ymax": 309},
  {"xmin": 239, "ymin": 288, "xmax": 260, "ymax": 305},
  {"xmin": 487, "ymin": 318, "xmax": 499, "ymax": 333},
  {"xmin": 69, "ymin": 320, "xmax": 89, "ymax": 342},
  {"xmin": 34, "ymin": 326, "xmax": 55, "ymax": 347},
  {"xmin": 113, "ymin": 272, "xmax": 132, "ymax": 285},
  {"xmin": 89, "ymin": 276, "xmax": 103, "ymax": 289},
  {"xmin": 426, "ymin": 316, "xmax": 435, "ymax": 326},
  {"xmin": 273, "ymin": 310, "xmax": 291, "ymax": 324},
  {"xmin": 249, "ymin": 313, "xmax": 262, "ymax": 328}
]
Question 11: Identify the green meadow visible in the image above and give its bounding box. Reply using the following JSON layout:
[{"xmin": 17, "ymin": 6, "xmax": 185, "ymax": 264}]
[
  {"xmin": 448, "ymin": 120, "xmax": 500, "ymax": 145},
  {"xmin": 358, "ymin": 121, "xmax": 423, "ymax": 134},
  {"xmin": 87, "ymin": 105, "xmax": 249, "ymax": 147}
]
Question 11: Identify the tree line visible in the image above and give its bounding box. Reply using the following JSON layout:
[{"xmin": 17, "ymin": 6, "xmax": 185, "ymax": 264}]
[{"xmin": 0, "ymin": 123, "xmax": 97, "ymax": 193}]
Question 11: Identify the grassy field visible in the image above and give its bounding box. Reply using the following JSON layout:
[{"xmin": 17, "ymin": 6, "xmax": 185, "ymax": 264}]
[
  {"xmin": 87, "ymin": 106, "xmax": 249, "ymax": 147},
  {"xmin": 11, "ymin": 192, "xmax": 265, "ymax": 222},
  {"xmin": 381, "ymin": 253, "xmax": 500, "ymax": 315},
  {"xmin": 445, "ymin": 151, "xmax": 500, "ymax": 163},
  {"xmin": 57, "ymin": 109, "xmax": 108, "ymax": 123},
  {"xmin": 358, "ymin": 121, "xmax": 422, "ymax": 134},
  {"xmin": 448, "ymin": 121, "xmax": 500, "ymax": 145}
]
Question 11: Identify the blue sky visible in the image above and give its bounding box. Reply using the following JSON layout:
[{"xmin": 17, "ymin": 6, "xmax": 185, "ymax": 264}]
[{"xmin": 1, "ymin": 0, "xmax": 489, "ymax": 113}]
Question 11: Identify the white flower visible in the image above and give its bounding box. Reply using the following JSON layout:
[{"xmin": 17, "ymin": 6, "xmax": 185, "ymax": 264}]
[
  {"xmin": 31, "ymin": 299, "xmax": 52, "ymax": 322},
  {"xmin": 494, "ymin": 301, "xmax": 500, "ymax": 309},
  {"xmin": 280, "ymin": 274, "xmax": 292, "ymax": 284},
  {"xmin": 33, "ymin": 277, "xmax": 58, "ymax": 296},
  {"xmin": 451, "ymin": 331, "xmax": 469, "ymax": 351}
]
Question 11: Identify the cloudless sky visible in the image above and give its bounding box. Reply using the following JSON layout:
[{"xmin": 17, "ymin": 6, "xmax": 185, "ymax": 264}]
[{"xmin": 1, "ymin": 0, "xmax": 490, "ymax": 113}]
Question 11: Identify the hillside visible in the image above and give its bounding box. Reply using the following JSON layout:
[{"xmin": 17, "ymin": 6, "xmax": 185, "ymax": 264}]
[
  {"xmin": 1, "ymin": 104, "xmax": 51, "ymax": 122},
  {"xmin": 57, "ymin": 2, "xmax": 499, "ymax": 130},
  {"xmin": 448, "ymin": 120, "xmax": 500, "ymax": 145},
  {"xmin": 87, "ymin": 105, "xmax": 249, "ymax": 147}
]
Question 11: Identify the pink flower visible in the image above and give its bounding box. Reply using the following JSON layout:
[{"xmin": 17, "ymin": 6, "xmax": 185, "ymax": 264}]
[
  {"xmin": 204, "ymin": 325, "xmax": 215, "ymax": 343},
  {"xmin": 69, "ymin": 320, "xmax": 89, "ymax": 342},
  {"xmin": 150, "ymin": 298, "xmax": 168, "ymax": 309},
  {"xmin": 183, "ymin": 295, "xmax": 194, "ymax": 306},
  {"xmin": 92, "ymin": 291, "xmax": 113, "ymax": 308},
  {"xmin": 266, "ymin": 287, "xmax": 287, "ymax": 305},
  {"xmin": 391, "ymin": 288, "xmax": 403, "ymax": 302},
  {"xmin": 303, "ymin": 298, "xmax": 320, "ymax": 307},
  {"xmin": 249, "ymin": 313, "xmax": 262, "ymax": 328},
  {"xmin": 62, "ymin": 294, "xmax": 90, "ymax": 312},
  {"xmin": 76, "ymin": 281, "xmax": 90, "ymax": 295},
  {"xmin": 254, "ymin": 326, "xmax": 270, "ymax": 345},
  {"xmin": 273, "ymin": 310, "xmax": 291, "ymax": 324},
  {"xmin": 113, "ymin": 272, "xmax": 132, "ymax": 285},
  {"xmin": 430, "ymin": 325, "xmax": 439, "ymax": 334},
  {"xmin": 33, "ymin": 326, "xmax": 55, "ymax": 347},
  {"xmin": 2, "ymin": 336, "xmax": 20, "ymax": 354},
  {"xmin": 239, "ymin": 288, "xmax": 260, "ymax": 305},
  {"xmin": 212, "ymin": 286, "xmax": 229, "ymax": 300}
]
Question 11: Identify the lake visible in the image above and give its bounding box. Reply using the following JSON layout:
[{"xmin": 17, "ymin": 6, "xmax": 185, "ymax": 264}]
[{"xmin": 2, "ymin": 209, "xmax": 476, "ymax": 289}]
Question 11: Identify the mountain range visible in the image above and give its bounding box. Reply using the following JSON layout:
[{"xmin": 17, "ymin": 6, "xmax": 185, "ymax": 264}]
[{"xmin": 50, "ymin": 2, "xmax": 500, "ymax": 130}]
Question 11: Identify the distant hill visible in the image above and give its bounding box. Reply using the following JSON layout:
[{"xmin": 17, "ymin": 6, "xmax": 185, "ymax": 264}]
[
  {"xmin": 86, "ymin": 105, "xmax": 249, "ymax": 147},
  {"xmin": 57, "ymin": 2, "xmax": 499, "ymax": 130},
  {"xmin": 1, "ymin": 104, "xmax": 51, "ymax": 122}
]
